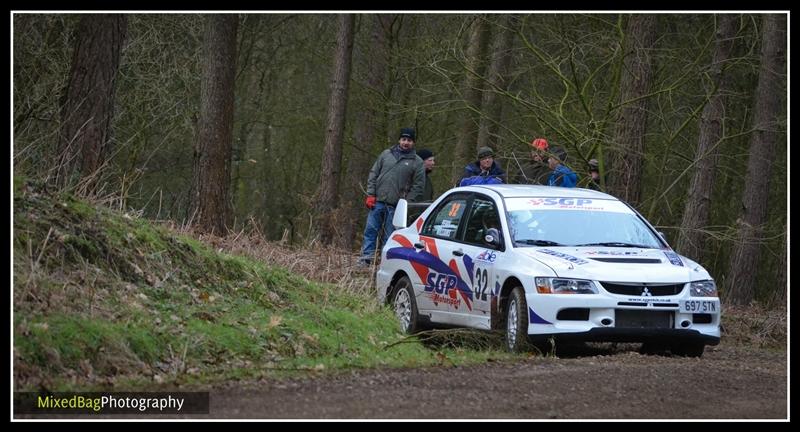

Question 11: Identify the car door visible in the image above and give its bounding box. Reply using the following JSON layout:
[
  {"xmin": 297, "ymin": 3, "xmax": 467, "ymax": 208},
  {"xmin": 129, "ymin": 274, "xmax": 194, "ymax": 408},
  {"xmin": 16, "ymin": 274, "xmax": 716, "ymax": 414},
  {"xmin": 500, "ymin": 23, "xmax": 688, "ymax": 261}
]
[
  {"xmin": 457, "ymin": 195, "xmax": 504, "ymax": 318},
  {"xmin": 417, "ymin": 193, "xmax": 471, "ymax": 321}
]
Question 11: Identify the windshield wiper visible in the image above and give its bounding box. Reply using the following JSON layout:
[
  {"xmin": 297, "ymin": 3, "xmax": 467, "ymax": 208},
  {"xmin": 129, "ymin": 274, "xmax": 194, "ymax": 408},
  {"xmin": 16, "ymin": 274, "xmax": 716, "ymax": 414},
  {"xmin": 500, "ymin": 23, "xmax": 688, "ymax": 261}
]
[
  {"xmin": 574, "ymin": 242, "xmax": 652, "ymax": 248},
  {"xmin": 515, "ymin": 239, "xmax": 564, "ymax": 246}
]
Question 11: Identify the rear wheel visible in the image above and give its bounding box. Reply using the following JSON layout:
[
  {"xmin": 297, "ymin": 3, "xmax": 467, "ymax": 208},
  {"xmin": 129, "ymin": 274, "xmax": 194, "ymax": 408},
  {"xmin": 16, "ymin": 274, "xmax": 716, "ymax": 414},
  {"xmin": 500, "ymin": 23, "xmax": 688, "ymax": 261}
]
[
  {"xmin": 393, "ymin": 276, "xmax": 421, "ymax": 334},
  {"xmin": 506, "ymin": 287, "xmax": 529, "ymax": 352}
]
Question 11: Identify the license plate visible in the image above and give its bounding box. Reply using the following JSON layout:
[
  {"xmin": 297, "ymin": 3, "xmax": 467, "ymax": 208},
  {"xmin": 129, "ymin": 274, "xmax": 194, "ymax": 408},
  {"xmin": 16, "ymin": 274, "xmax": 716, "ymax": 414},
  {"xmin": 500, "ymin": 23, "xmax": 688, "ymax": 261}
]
[
  {"xmin": 680, "ymin": 300, "xmax": 719, "ymax": 314},
  {"xmin": 616, "ymin": 310, "xmax": 672, "ymax": 329}
]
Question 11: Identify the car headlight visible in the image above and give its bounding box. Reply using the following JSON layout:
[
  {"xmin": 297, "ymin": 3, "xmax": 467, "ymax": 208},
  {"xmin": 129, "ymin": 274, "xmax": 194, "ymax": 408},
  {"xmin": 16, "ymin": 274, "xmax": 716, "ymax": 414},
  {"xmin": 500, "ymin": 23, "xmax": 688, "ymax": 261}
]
[
  {"xmin": 690, "ymin": 280, "xmax": 718, "ymax": 297},
  {"xmin": 535, "ymin": 277, "xmax": 597, "ymax": 294}
]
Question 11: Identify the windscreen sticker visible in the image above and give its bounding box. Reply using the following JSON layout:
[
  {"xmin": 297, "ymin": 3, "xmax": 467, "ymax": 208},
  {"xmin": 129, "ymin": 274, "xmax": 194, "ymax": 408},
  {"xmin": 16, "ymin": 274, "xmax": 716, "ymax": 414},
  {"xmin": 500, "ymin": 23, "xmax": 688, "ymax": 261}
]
[
  {"xmin": 435, "ymin": 220, "xmax": 457, "ymax": 237},
  {"xmin": 505, "ymin": 197, "xmax": 631, "ymax": 213},
  {"xmin": 527, "ymin": 198, "xmax": 600, "ymax": 210},
  {"xmin": 663, "ymin": 251, "xmax": 684, "ymax": 267},
  {"xmin": 537, "ymin": 249, "xmax": 589, "ymax": 265},
  {"xmin": 435, "ymin": 226, "xmax": 456, "ymax": 237}
]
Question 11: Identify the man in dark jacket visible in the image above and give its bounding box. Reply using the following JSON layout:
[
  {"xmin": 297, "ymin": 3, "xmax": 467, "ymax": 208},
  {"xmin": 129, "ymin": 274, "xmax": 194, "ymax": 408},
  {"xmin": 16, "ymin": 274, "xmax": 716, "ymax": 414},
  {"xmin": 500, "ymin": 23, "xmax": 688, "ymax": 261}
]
[
  {"xmin": 587, "ymin": 158, "xmax": 602, "ymax": 190},
  {"xmin": 359, "ymin": 127, "xmax": 425, "ymax": 266},
  {"xmin": 512, "ymin": 137, "xmax": 551, "ymax": 184},
  {"xmin": 417, "ymin": 148, "xmax": 435, "ymax": 201},
  {"xmin": 459, "ymin": 146, "xmax": 506, "ymax": 186}
]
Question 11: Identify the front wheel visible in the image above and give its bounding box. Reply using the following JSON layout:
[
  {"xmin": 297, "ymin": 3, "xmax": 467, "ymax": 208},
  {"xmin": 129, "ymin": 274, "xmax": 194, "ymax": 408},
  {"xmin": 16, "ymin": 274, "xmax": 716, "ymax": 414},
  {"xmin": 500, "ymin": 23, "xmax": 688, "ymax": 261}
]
[
  {"xmin": 506, "ymin": 287, "xmax": 529, "ymax": 352},
  {"xmin": 639, "ymin": 342, "xmax": 669, "ymax": 356},
  {"xmin": 393, "ymin": 276, "xmax": 421, "ymax": 334}
]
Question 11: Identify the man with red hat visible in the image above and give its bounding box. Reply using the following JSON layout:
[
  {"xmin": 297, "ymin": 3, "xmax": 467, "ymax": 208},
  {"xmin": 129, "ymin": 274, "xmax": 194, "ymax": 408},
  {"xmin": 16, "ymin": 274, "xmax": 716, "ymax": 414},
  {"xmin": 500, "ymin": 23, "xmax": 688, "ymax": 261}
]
[{"xmin": 512, "ymin": 137, "xmax": 551, "ymax": 185}]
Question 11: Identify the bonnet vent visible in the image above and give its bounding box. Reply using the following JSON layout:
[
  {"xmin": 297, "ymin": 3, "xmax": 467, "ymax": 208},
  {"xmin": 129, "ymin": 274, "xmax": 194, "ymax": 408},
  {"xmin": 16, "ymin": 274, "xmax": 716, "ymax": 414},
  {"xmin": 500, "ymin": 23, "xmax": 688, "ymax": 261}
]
[{"xmin": 589, "ymin": 258, "xmax": 662, "ymax": 264}]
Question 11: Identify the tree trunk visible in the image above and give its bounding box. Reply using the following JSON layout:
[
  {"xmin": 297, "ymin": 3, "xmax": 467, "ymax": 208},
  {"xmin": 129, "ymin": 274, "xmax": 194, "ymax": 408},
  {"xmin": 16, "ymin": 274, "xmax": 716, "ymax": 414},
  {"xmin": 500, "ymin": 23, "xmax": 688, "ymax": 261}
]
[
  {"xmin": 452, "ymin": 16, "xmax": 490, "ymax": 186},
  {"xmin": 476, "ymin": 15, "xmax": 513, "ymax": 151},
  {"xmin": 607, "ymin": 14, "xmax": 657, "ymax": 207},
  {"xmin": 55, "ymin": 14, "xmax": 127, "ymax": 192},
  {"xmin": 724, "ymin": 14, "xmax": 786, "ymax": 305},
  {"xmin": 317, "ymin": 14, "xmax": 355, "ymax": 246},
  {"xmin": 675, "ymin": 14, "xmax": 738, "ymax": 262},
  {"xmin": 341, "ymin": 14, "xmax": 393, "ymax": 250},
  {"xmin": 190, "ymin": 14, "xmax": 238, "ymax": 235},
  {"xmin": 770, "ymin": 222, "xmax": 787, "ymax": 307}
]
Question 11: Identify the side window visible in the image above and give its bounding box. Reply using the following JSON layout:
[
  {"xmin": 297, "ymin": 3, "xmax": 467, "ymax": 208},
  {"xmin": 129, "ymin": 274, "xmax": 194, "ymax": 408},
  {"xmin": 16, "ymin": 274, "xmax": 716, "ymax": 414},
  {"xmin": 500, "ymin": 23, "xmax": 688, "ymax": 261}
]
[
  {"xmin": 421, "ymin": 198, "xmax": 468, "ymax": 240},
  {"xmin": 463, "ymin": 198, "xmax": 501, "ymax": 247}
]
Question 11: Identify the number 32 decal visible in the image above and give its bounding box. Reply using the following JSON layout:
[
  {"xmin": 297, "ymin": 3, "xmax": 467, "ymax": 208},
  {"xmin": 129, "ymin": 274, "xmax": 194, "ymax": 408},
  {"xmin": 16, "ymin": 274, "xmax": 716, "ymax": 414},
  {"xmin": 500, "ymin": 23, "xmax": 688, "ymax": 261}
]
[{"xmin": 474, "ymin": 267, "xmax": 489, "ymax": 301}]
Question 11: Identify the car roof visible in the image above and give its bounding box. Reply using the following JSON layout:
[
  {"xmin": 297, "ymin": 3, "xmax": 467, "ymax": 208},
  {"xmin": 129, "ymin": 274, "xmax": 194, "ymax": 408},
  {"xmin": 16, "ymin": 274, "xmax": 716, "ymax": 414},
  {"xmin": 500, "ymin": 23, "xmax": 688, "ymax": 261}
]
[{"xmin": 453, "ymin": 184, "xmax": 619, "ymax": 200}]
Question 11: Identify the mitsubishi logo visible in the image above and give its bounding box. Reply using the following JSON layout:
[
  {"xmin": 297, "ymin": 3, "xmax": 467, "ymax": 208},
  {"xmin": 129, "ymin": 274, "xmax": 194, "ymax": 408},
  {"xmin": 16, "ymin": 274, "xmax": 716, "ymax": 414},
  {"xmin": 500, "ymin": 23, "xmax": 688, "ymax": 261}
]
[{"xmin": 641, "ymin": 287, "xmax": 653, "ymax": 297}]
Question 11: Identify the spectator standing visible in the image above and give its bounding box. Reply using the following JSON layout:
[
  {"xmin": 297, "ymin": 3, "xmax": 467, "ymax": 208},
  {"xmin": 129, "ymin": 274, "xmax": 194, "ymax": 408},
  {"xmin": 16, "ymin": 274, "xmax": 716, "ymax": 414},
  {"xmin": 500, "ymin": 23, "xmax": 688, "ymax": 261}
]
[
  {"xmin": 359, "ymin": 127, "xmax": 425, "ymax": 266},
  {"xmin": 587, "ymin": 158, "xmax": 602, "ymax": 190},
  {"xmin": 513, "ymin": 138, "xmax": 551, "ymax": 184},
  {"xmin": 546, "ymin": 147, "xmax": 578, "ymax": 188},
  {"xmin": 417, "ymin": 149, "xmax": 436, "ymax": 201}
]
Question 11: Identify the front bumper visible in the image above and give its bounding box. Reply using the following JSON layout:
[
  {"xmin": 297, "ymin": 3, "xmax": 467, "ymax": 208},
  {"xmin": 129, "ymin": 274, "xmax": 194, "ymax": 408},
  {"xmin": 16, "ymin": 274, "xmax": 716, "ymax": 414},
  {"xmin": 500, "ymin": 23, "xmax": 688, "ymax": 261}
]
[{"xmin": 525, "ymin": 292, "xmax": 721, "ymax": 342}]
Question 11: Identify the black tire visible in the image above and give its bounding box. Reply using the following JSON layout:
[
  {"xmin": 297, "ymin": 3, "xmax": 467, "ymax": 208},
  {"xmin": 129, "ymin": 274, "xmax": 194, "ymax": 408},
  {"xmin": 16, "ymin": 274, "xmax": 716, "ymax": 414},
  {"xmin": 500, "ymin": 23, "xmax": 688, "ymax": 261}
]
[
  {"xmin": 671, "ymin": 341, "xmax": 705, "ymax": 358},
  {"xmin": 393, "ymin": 276, "xmax": 421, "ymax": 334},
  {"xmin": 506, "ymin": 287, "xmax": 529, "ymax": 352},
  {"xmin": 639, "ymin": 342, "xmax": 669, "ymax": 356}
]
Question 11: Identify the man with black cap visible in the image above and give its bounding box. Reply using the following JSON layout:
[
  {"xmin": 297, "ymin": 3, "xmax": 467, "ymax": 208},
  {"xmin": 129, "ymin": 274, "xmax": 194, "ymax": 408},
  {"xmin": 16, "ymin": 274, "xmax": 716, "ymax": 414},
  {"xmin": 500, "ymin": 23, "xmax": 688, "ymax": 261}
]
[
  {"xmin": 416, "ymin": 148, "xmax": 435, "ymax": 201},
  {"xmin": 359, "ymin": 127, "xmax": 425, "ymax": 266},
  {"xmin": 458, "ymin": 146, "xmax": 506, "ymax": 186}
]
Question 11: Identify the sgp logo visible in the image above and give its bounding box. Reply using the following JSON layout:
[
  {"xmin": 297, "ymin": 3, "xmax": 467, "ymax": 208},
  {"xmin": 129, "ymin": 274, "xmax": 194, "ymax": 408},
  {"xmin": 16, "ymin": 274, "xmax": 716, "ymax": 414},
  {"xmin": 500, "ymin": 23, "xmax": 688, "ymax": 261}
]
[{"xmin": 424, "ymin": 272, "xmax": 458, "ymax": 294}]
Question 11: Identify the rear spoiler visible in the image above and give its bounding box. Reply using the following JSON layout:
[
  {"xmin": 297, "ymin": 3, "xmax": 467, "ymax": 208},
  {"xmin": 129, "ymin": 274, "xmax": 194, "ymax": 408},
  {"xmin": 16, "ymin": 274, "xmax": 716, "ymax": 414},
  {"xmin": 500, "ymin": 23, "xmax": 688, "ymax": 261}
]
[{"xmin": 392, "ymin": 199, "xmax": 434, "ymax": 229}]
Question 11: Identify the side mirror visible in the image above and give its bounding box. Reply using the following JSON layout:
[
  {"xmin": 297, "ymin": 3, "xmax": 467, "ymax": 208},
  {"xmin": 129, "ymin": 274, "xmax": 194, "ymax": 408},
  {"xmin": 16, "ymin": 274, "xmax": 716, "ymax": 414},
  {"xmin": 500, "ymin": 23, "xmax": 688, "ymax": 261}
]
[
  {"xmin": 484, "ymin": 227, "xmax": 502, "ymax": 247},
  {"xmin": 392, "ymin": 199, "xmax": 408, "ymax": 229},
  {"xmin": 658, "ymin": 231, "xmax": 667, "ymax": 243}
]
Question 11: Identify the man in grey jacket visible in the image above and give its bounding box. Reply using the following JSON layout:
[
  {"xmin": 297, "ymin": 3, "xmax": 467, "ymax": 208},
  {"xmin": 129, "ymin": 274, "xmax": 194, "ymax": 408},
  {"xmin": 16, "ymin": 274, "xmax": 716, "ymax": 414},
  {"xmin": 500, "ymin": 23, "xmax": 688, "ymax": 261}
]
[{"xmin": 359, "ymin": 127, "xmax": 425, "ymax": 266}]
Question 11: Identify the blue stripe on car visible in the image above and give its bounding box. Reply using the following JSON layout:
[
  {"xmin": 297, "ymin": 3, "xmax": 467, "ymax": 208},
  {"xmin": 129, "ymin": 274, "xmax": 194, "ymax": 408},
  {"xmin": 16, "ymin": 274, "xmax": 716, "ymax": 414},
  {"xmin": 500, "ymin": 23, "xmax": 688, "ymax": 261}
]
[{"xmin": 386, "ymin": 247, "xmax": 474, "ymax": 300}]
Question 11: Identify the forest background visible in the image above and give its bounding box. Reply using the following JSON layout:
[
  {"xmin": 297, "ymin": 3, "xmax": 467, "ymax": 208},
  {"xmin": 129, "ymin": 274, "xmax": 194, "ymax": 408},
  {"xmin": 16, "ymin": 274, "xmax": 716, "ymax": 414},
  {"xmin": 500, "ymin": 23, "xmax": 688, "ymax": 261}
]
[{"xmin": 12, "ymin": 12, "xmax": 787, "ymax": 306}]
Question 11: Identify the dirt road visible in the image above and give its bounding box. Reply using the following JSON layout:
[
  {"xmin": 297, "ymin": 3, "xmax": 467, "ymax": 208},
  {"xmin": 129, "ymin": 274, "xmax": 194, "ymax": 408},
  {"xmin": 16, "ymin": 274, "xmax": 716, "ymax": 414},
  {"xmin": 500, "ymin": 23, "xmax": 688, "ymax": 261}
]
[{"xmin": 210, "ymin": 343, "xmax": 787, "ymax": 419}]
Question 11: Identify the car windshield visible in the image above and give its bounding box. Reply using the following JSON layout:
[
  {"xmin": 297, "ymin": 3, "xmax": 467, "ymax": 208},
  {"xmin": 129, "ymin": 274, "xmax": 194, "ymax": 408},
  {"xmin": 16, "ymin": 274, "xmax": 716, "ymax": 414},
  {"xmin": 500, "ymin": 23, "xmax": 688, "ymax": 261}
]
[{"xmin": 504, "ymin": 197, "xmax": 663, "ymax": 249}]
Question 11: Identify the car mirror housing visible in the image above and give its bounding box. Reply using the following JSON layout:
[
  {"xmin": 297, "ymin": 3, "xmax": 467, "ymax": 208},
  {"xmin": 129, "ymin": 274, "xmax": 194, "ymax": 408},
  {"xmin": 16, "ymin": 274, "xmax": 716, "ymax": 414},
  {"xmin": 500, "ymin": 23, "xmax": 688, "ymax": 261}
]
[{"xmin": 392, "ymin": 199, "xmax": 408, "ymax": 229}]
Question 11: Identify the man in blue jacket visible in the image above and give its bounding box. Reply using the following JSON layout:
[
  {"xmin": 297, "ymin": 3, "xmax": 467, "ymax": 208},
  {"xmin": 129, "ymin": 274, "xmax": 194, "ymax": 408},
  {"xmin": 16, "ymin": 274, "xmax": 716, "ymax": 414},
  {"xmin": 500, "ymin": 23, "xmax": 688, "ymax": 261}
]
[
  {"xmin": 546, "ymin": 147, "xmax": 578, "ymax": 188},
  {"xmin": 458, "ymin": 146, "xmax": 506, "ymax": 186}
]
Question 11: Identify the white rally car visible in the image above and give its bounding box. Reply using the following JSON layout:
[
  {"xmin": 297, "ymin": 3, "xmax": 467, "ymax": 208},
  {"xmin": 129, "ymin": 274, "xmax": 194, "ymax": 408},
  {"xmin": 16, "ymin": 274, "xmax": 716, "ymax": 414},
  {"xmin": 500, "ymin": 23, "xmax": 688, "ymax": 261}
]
[{"xmin": 376, "ymin": 185, "xmax": 721, "ymax": 357}]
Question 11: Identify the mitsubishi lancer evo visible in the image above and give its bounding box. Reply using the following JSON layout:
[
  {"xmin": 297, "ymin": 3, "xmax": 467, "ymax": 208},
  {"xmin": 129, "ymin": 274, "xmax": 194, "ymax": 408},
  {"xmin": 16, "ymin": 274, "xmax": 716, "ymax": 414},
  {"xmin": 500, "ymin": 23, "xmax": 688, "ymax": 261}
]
[{"xmin": 376, "ymin": 185, "xmax": 720, "ymax": 357}]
